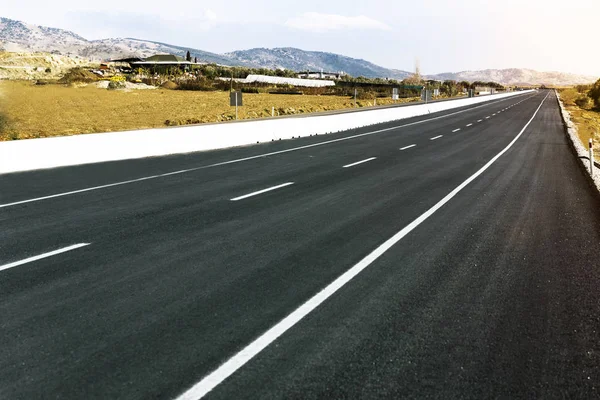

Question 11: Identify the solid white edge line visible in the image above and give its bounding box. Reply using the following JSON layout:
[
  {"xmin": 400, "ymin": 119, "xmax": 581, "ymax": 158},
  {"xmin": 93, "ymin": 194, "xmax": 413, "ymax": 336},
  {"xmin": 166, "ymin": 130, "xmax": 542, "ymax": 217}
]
[
  {"xmin": 466, "ymin": 123, "xmax": 473, "ymax": 127},
  {"xmin": 400, "ymin": 144, "xmax": 416, "ymax": 150},
  {"xmin": 174, "ymin": 91, "xmax": 550, "ymax": 400},
  {"xmin": 0, "ymin": 243, "xmax": 91, "ymax": 272},
  {"xmin": 2, "ymin": 92, "xmax": 536, "ymax": 209},
  {"xmin": 230, "ymin": 182, "xmax": 294, "ymax": 201},
  {"xmin": 342, "ymin": 157, "xmax": 377, "ymax": 168},
  {"xmin": 429, "ymin": 135, "xmax": 443, "ymax": 141}
]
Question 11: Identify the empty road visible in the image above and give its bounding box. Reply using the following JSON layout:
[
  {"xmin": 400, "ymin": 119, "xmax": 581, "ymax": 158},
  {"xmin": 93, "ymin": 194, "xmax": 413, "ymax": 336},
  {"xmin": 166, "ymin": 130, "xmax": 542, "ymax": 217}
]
[{"xmin": 2, "ymin": 90, "xmax": 600, "ymax": 399}]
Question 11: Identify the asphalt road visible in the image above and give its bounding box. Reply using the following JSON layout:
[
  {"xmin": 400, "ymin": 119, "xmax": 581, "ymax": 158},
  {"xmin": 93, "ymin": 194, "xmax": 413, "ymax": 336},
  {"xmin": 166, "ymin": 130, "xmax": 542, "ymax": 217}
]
[{"xmin": 2, "ymin": 89, "xmax": 600, "ymax": 399}]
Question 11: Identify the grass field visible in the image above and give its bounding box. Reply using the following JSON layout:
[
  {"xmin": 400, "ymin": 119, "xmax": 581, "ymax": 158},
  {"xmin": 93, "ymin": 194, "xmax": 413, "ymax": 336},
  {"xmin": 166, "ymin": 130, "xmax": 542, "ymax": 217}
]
[{"xmin": 0, "ymin": 81, "xmax": 420, "ymax": 141}]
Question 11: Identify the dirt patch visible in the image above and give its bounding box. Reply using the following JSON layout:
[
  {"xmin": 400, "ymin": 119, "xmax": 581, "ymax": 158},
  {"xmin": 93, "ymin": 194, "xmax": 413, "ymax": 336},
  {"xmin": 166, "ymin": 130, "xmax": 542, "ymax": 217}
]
[
  {"xmin": 58, "ymin": 68, "xmax": 99, "ymax": 84},
  {"xmin": 0, "ymin": 52, "xmax": 98, "ymax": 80},
  {"xmin": 94, "ymin": 81, "xmax": 157, "ymax": 90},
  {"xmin": 160, "ymin": 81, "xmax": 179, "ymax": 90}
]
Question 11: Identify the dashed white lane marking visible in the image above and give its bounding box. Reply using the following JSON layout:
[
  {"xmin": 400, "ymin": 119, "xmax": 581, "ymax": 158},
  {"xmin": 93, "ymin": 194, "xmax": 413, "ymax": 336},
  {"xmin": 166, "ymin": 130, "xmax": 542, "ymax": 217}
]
[
  {"xmin": 0, "ymin": 243, "xmax": 91, "ymax": 273},
  {"xmin": 486, "ymin": 116, "xmax": 491, "ymax": 119},
  {"xmin": 430, "ymin": 135, "xmax": 443, "ymax": 141},
  {"xmin": 400, "ymin": 144, "xmax": 417, "ymax": 150},
  {"xmin": 230, "ymin": 182, "xmax": 294, "ymax": 201},
  {"xmin": 477, "ymin": 119, "xmax": 483, "ymax": 122},
  {"xmin": 173, "ymin": 91, "xmax": 551, "ymax": 400},
  {"xmin": 466, "ymin": 123, "xmax": 473, "ymax": 127},
  {"xmin": 342, "ymin": 157, "xmax": 377, "ymax": 168},
  {"xmin": 452, "ymin": 128, "xmax": 461, "ymax": 132},
  {"xmin": 1, "ymin": 93, "xmax": 537, "ymax": 209}
]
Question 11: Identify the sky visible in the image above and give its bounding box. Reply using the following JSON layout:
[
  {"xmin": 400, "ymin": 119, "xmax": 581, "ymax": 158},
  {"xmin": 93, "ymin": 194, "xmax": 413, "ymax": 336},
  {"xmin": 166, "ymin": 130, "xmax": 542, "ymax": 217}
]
[{"xmin": 2, "ymin": 0, "xmax": 599, "ymax": 76}]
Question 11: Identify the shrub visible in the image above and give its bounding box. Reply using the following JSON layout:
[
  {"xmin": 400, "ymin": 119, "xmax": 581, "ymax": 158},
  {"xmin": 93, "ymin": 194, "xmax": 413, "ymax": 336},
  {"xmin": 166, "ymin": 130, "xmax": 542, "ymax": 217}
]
[
  {"xmin": 45, "ymin": 67, "xmax": 51, "ymax": 73},
  {"xmin": 575, "ymin": 96, "xmax": 590, "ymax": 108},
  {"xmin": 107, "ymin": 75, "xmax": 126, "ymax": 90},
  {"xmin": 241, "ymin": 87, "xmax": 259, "ymax": 94},
  {"xmin": 559, "ymin": 88, "xmax": 579, "ymax": 106},
  {"xmin": 268, "ymin": 90, "xmax": 303, "ymax": 95},
  {"xmin": 589, "ymin": 79, "xmax": 600, "ymax": 109},
  {"xmin": 176, "ymin": 80, "xmax": 215, "ymax": 91}
]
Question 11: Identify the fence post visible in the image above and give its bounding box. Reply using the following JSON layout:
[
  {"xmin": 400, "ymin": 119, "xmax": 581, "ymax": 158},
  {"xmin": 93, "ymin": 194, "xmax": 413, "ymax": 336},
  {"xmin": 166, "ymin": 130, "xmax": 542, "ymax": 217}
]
[{"xmin": 590, "ymin": 138, "xmax": 594, "ymax": 177}]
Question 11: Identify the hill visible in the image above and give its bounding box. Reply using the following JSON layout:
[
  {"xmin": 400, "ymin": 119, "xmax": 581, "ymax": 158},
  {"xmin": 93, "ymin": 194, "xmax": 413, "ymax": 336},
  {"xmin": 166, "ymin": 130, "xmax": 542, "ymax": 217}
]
[
  {"xmin": 0, "ymin": 16, "xmax": 597, "ymax": 85},
  {"xmin": 225, "ymin": 47, "xmax": 411, "ymax": 79},
  {"xmin": 430, "ymin": 68, "xmax": 597, "ymax": 86}
]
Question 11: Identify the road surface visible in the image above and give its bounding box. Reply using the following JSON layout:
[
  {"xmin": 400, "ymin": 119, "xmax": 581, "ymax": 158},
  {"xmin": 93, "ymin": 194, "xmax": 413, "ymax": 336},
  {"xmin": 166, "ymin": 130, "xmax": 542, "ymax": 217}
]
[{"xmin": 2, "ymin": 90, "xmax": 600, "ymax": 399}]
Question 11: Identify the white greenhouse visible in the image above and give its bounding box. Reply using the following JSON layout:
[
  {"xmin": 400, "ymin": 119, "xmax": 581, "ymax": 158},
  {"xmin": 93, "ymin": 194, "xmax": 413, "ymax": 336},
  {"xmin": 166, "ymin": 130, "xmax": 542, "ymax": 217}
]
[{"xmin": 243, "ymin": 75, "xmax": 335, "ymax": 87}]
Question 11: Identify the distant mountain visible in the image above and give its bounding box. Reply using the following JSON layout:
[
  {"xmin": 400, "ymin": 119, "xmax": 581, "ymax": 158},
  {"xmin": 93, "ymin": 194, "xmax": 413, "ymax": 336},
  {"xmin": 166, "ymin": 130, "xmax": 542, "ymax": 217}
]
[
  {"xmin": 0, "ymin": 17, "xmax": 409, "ymax": 78},
  {"xmin": 225, "ymin": 47, "xmax": 412, "ymax": 79},
  {"xmin": 0, "ymin": 17, "xmax": 87, "ymax": 53},
  {"xmin": 0, "ymin": 16, "xmax": 597, "ymax": 85},
  {"xmin": 0, "ymin": 17, "xmax": 242, "ymax": 65},
  {"xmin": 430, "ymin": 68, "xmax": 597, "ymax": 86}
]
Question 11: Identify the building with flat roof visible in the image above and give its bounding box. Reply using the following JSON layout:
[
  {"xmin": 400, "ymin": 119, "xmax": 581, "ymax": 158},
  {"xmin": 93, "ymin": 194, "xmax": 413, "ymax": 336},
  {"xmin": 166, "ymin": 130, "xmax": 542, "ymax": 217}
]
[{"xmin": 130, "ymin": 54, "xmax": 192, "ymax": 70}]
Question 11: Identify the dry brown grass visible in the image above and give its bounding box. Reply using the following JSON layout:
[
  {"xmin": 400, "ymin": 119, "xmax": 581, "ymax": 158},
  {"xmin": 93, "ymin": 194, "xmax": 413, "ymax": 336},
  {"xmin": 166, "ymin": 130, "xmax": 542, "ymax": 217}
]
[
  {"xmin": 559, "ymin": 88, "xmax": 600, "ymax": 160},
  {"xmin": 0, "ymin": 81, "xmax": 420, "ymax": 140},
  {"xmin": 567, "ymin": 107, "xmax": 600, "ymax": 153}
]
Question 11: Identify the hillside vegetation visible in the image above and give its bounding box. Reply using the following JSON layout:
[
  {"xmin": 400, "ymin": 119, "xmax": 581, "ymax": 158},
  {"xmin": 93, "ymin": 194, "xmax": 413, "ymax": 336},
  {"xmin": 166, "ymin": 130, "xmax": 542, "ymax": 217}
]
[
  {"xmin": 0, "ymin": 52, "xmax": 97, "ymax": 80},
  {"xmin": 560, "ymin": 80, "xmax": 600, "ymax": 160}
]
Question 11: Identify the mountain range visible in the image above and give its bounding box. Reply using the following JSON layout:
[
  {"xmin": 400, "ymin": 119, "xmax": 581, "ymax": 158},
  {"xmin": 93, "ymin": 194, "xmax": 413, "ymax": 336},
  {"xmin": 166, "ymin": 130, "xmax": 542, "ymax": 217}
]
[{"xmin": 0, "ymin": 16, "xmax": 597, "ymax": 85}]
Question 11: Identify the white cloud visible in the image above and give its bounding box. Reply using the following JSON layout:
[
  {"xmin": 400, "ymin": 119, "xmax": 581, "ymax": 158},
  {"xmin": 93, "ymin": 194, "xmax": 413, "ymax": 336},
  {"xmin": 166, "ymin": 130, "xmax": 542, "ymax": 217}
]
[{"xmin": 285, "ymin": 12, "xmax": 391, "ymax": 33}]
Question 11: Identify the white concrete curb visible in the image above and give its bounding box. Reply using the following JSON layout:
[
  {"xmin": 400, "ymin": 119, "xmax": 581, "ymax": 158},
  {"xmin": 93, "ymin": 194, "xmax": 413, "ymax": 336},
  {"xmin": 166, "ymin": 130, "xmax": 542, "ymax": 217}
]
[
  {"xmin": 555, "ymin": 90, "xmax": 600, "ymax": 191},
  {"xmin": 0, "ymin": 90, "xmax": 533, "ymax": 174}
]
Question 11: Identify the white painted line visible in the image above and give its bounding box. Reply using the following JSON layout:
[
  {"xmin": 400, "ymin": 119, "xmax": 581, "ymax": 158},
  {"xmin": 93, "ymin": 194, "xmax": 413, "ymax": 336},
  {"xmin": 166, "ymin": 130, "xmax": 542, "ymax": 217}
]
[
  {"xmin": 492, "ymin": 113, "xmax": 496, "ymax": 116},
  {"xmin": 485, "ymin": 116, "xmax": 490, "ymax": 119},
  {"xmin": 429, "ymin": 135, "xmax": 443, "ymax": 141},
  {"xmin": 230, "ymin": 182, "xmax": 294, "ymax": 201},
  {"xmin": 452, "ymin": 128, "xmax": 461, "ymax": 132},
  {"xmin": 342, "ymin": 157, "xmax": 377, "ymax": 168},
  {"xmin": 466, "ymin": 123, "xmax": 473, "ymax": 127},
  {"xmin": 477, "ymin": 119, "xmax": 483, "ymax": 122},
  {"xmin": 1, "ymin": 93, "xmax": 536, "ymax": 209},
  {"xmin": 174, "ymin": 91, "xmax": 551, "ymax": 400},
  {"xmin": 0, "ymin": 243, "xmax": 91, "ymax": 273},
  {"xmin": 400, "ymin": 144, "xmax": 416, "ymax": 150}
]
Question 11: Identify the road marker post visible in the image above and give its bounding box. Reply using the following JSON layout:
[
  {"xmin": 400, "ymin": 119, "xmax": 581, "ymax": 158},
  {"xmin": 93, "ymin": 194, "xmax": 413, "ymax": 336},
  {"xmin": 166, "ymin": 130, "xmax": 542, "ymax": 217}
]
[
  {"xmin": 229, "ymin": 91, "xmax": 242, "ymax": 120},
  {"xmin": 590, "ymin": 139, "xmax": 594, "ymax": 177},
  {"xmin": 272, "ymin": 107, "xmax": 274, "ymax": 117}
]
